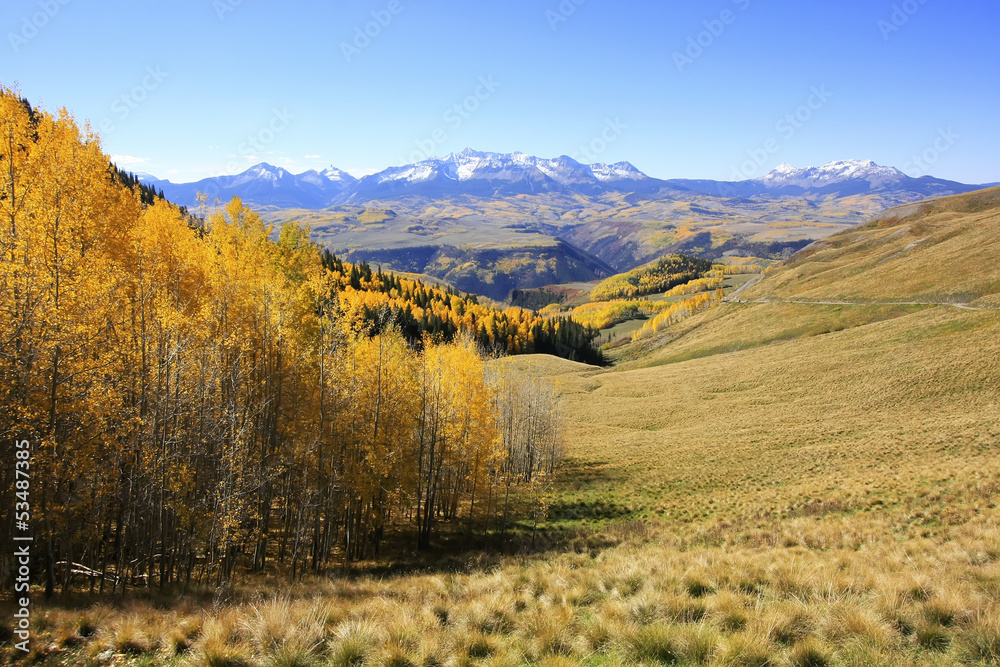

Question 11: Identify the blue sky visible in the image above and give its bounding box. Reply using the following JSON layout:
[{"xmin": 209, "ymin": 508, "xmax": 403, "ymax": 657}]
[{"xmin": 3, "ymin": 0, "xmax": 998, "ymax": 183}]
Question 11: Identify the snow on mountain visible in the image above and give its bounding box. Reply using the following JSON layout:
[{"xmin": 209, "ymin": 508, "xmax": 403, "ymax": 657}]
[
  {"xmin": 298, "ymin": 166, "xmax": 359, "ymax": 190},
  {"xmin": 591, "ymin": 161, "xmax": 648, "ymax": 183},
  {"xmin": 236, "ymin": 163, "xmax": 294, "ymax": 184},
  {"xmin": 756, "ymin": 160, "xmax": 907, "ymax": 190},
  {"xmin": 321, "ymin": 167, "xmax": 358, "ymax": 183},
  {"xmin": 355, "ymin": 149, "xmax": 651, "ymax": 197},
  {"xmin": 138, "ymin": 153, "xmax": 987, "ymax": 210}
]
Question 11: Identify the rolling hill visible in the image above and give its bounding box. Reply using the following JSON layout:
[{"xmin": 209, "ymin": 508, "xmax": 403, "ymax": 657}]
[{"xmin": 739, "ymin": 186, "xmax": 1000, "ymax": 306}]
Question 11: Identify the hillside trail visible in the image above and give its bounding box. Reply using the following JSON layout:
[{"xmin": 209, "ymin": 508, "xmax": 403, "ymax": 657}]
[
  {"xmin": 729, "ymin": 298, "xmax": 991, "ymax": 311},
  {"xmin": 723, "ymin": 273, "xmax": 996, "ymax": 310},
  {"xmin": 724, "ymin": 274, "xmax": 763, "ymax": 300}
]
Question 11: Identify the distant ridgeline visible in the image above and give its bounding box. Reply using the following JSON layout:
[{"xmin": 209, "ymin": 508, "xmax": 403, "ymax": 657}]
[{"xmin": 323, "ymin": 252, "xmax": 605, "ymax": 365}]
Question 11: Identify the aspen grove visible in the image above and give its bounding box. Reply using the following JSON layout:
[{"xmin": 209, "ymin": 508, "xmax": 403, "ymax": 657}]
[{"xmin": 0, "ymin": 90, "xmax": 563, "ymax": 596}]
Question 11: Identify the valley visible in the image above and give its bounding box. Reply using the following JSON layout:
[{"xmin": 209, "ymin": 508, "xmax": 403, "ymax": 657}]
[
  {"xmin": 8, "ymin": 1, "xmax": 999, "ymax": 664},
  {"xmin": 14, "ymin": 100, "xmax": 1000, "ymax": 663},
  {"xmin": 141, "ymin": 152, "xmax": 994, "ymax": 301}
]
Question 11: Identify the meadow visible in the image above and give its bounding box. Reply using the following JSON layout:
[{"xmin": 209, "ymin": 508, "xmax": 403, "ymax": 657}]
[{"xmin": 7, "ymin": 190, "xmax": 1000, "ymax": 666}]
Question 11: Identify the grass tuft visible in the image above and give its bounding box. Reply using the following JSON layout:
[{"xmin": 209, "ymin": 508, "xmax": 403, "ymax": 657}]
[
  {"xmin": 922, "ymin": 598, "xmax": 959, "ymax": 627},
  {"xmin": 679, "ymin": 624, "xmax": 721, "ymax": 664},
  {"xmin": 686, "ymin": 577, "xmax": 715, "ymax": 599},
  {"xmin": 787, "ymin": 638, "xmax": 831, "ymax": 667},
  {"xmin": 269, "ymin": 643, "xmax": 321, "ymax": 667},
  {"xmin": 329, "ymin": 637, "xmax": 371, "ymax": 667},
  {"xmin": 465, "ymin": 632, "xmax": 496, "ymax": 659},
  {"xmin": 110, "ymin": 615, "xmax": 154, "ymax": 655},
  {"xmin": 627, "ymin": 622, "xmax": 682, "ymax": 665},
  {"xmin": 718, "ymin": 633, "xmax": 773, "ymax": 667},
  {"xmin": 961, "ymin": 613, "xmax": 1000, "ymax": 663},
  {"xmin": 916, "ymin": 623, "xmax": 951, "ymax": 651},
  {"xmin": 713, "ymin": 592, "xmax": 749, "ymax": 632}
]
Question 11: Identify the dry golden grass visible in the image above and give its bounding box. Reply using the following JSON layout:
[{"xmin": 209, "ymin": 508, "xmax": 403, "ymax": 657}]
[
  {"xmin": 14, "ymin": 522, "xmax": 1000, "ymax": 665},
  {"xmin": 742, "ymin": 186, "xmax": 1000, "ymax": 303}
]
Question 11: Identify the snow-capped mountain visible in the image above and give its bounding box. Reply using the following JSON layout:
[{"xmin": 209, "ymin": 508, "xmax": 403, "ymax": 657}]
[
  {"xmin": 591, "ymin": 161, "xmax": 649, "ymax": 183},
  {"xmin": 347, "ymin": 149, "xmax": 657, "ymax": 201},
  {"xmin": 671, "ymin": 159, "xmax": 987, "ymax": 201},
  {"xmin": 136, "ymin": 153, "xmax": 991, "ymax": 211},
  {"xmin": 295, "ymin": 166, "xmax": 359, "ymax": 202},
  {"xmin": 139, "ymin": 163, "xmax": 356, "ymax": 210},
  {"xmin": 755, "ymin": 160, "xmax": 907, "ymax": 191},
  {"xmin": 138, "ymin": 151, "xmax": 665, "ymax": 209},
  {"xmin": 298, "ymin": 166, "xmax": 358, "ymax": 187}
]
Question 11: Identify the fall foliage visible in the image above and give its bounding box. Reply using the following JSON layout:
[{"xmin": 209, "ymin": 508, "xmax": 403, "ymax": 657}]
[
  {"xmin": 631, "ymin": 290, "xmax": 727, "ymax": 341},
  {"xmin": 323, "ymin": 253, "xmax": 605, "ymax": 365},
  {"xmin": 590, "ymin": 254, "xmax": 713, "ymax": 301},
  {"xmin": 0, "ymin": 88, "xmax": 566, "ymax": 595}
]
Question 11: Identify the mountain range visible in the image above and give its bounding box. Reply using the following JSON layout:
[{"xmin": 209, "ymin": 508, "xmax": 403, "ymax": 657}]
[{"xmin": 137, "ymin": 150, "xmax": 993, "ymax": 211}]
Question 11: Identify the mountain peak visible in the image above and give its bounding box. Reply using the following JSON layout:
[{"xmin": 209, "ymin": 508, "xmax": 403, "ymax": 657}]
[
  {"xmin": 592, "ymin": 161, "xmax": 647, "ymax": 182},
  {"xmin": 454, "ymin": 147, "xmax": 488, "ymax": 160},
  {"xmin": 757, "ymin": 159, "xmax": 906, "ymax": 189},
  {"xmin": 320, "ymin": 166, "xmax": 358, "ymax": 183},
  {"xmin": 246, "ymin": 162, "xmax": 291, "ymax": 180}
]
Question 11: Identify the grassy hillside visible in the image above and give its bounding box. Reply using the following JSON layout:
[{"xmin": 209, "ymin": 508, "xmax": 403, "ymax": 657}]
[
  {"xmin": 740, "ymin": 186, "xmax": 1000, "ymax": 305},
  {"xmin": 15, "ymin": 189, "xmax": 1000, "ymax": 665}
]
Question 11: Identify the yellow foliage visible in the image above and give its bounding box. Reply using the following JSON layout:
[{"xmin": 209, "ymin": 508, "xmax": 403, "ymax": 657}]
[
  {"xmin": 0, "ymin": 88, "xmax": 566, "ymax": 584},
  {"xmin": 632, "ymin": 289, "xmax": 726, "ymax": 341},
  {"xmin": 570, "ymin": 299, "xmax": 668, "ymax": 330}
]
